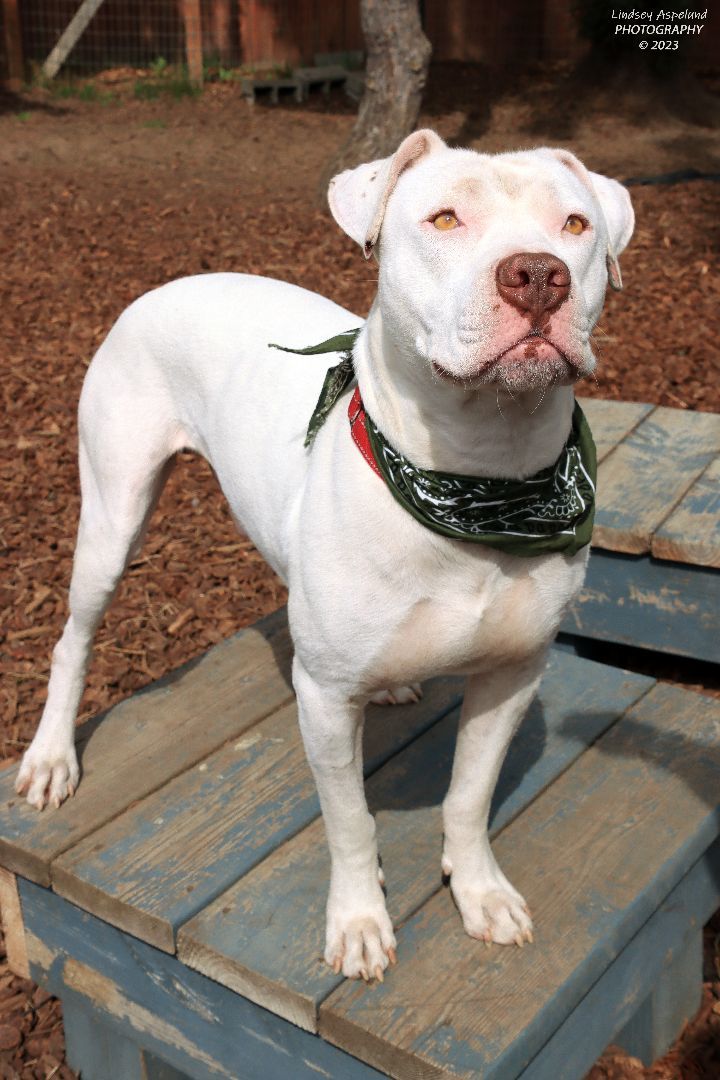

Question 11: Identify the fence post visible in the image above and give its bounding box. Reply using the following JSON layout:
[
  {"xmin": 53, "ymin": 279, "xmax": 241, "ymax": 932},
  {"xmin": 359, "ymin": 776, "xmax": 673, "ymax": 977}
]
[
  {"xmin": 182, "ymin": 0, "xmax": 204, "ymax": 86},
  {"xmin": 2, "ymin": 0, "xmax": 24, "ymax": 87}
]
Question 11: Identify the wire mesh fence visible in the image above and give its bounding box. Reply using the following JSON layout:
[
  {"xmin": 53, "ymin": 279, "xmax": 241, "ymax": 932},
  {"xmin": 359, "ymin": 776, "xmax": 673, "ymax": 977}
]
[
  {"xmin": 3, "ymin": 2, "xmax": 715, "ymax": 89},
  {"xmin": 12, "ymin": 0, "xmax": 184, "ymax": 79},
  {"xmin": 1, "ymin": 0, "xmax": 364, "ymax": 86}
]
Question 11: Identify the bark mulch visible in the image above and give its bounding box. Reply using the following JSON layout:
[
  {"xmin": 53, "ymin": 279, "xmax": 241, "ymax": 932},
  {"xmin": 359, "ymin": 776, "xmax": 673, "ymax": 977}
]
[{"xmin": 1, "ymin": 66, "xmax": 719, "ymax": 1078}]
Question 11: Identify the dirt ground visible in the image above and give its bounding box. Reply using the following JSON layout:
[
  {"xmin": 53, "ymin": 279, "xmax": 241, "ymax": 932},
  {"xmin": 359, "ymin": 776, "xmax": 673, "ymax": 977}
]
[{"xmin": 1, "ymin": 60, "xmax": 720, "ymax": 1078}]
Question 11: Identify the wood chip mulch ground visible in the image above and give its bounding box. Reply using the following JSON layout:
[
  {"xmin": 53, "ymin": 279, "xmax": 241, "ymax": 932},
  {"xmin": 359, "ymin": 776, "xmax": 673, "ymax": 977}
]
[{"xmin": 1, "ymin": 65, "xmax": 719, "ymax": 1078}]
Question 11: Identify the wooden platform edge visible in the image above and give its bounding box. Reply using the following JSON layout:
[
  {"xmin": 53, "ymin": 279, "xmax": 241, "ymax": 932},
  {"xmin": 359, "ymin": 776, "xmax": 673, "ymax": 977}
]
[
  {"xmin": 0, "ymin": 866, "xmax": 29, "ymax": 978},
  {"xmin": 0, "ymin": 606, "xmax": 295, "ymax": 888},
  {"xmin": 517, "ymin": 840, "xmax": 720, "ymax": 1079},
  {"xmin": 592, "ymin": 407, "xmax": 720, "ymax": 558},
  {"xmin": 20, "ymin": 879, "xmax": 386, "ymax": 1080},
  {"xmin": 651, "ymin": 456, "xmax": 720, "ymax": 569}
]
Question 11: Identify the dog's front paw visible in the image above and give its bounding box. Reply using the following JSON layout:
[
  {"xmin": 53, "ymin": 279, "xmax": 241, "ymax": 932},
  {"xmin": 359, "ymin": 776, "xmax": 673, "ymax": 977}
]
[
  {"xmin": 451, "ymin": 879, "xmax": 533, "ymax": 946},
  {"xmin": 370, "ymin": 683, "xmax": 422, "ymax": 706},
  {"xmin": 325, "ymin": 898, "xmax": 397, "ymax": 981},
  {"xmin": 15, "ymin": 743, "xmax": 79, "ymax": 810}
]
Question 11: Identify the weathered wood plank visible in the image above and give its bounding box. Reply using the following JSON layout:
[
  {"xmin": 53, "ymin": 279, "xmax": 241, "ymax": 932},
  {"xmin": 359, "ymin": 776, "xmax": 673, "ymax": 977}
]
[
  {"xmin": 177, "ymin": 653, "xmax": 653, "ymax": 1032},
  {"xmin": 63, "ymin": 995, "xmax": 153, "ymax": 1080},
  {"xmin": 615, "ymin": 927, "xmax": 703, "ymax": 1066},
  {"xmin": 20, "ymin": 879, "xmax": 384, "ymax": 1080},
  {"xmin": 593, "ymin": 407, "xmax": 720, "ymax": 554},
  {"xmin": 562, "ymin": 550, "xmax": 720, "ymax": 664},
  {"xmin": 52, "ymin": 678, "xmax": 463, "ymax": 953},
  {"xmin": 0, "ymin": 866, "xmax": 29, "ymax": 978},
  {"xmin": 518, "ymin": 842, "xmax": 720, "ymax": 1079},
  {"xmin": 319, "ymin": 683, "xmax": 720, "ymax": 1079},
  {"xmin": 577, "ymin": 398, "xmax": 655, "ymax": 463},
  {"xmin": 651, "ymin": 455, "xmax": 720, "ymax": 568},
  {"xmin": 0, "ymin": 608, "xmax": 294, "ymax": 885}
]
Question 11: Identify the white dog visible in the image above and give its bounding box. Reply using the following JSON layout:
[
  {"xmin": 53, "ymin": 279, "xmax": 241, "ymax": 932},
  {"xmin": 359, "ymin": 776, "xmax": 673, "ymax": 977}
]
[{"xmin": 17, "ymin": 130, "xmax": 633, "ymax": 982}]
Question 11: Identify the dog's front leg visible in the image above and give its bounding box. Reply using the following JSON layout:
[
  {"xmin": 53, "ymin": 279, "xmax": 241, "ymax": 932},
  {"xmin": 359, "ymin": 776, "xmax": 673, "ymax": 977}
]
[
  {"xmin": 442, "ymin": 658, "xmax": 545, "ymax": 946},
  {"xmin": 293, "ymin": 657, "xmax": 396, "ymax": 980}
]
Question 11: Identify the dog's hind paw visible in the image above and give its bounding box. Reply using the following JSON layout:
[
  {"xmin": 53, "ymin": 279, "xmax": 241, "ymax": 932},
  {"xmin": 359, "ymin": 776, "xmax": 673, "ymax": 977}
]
[
  {"xmin": 370, "ymin": 683, "xmax": 423, "ymax": 706},
  {"xmin": 15, "ymin": 744, "xmax": 80, "ymax": 811}
]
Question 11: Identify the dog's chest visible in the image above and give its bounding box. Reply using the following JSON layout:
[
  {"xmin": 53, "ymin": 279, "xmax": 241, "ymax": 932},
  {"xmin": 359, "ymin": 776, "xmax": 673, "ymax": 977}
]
[{"xmin": 367, "ymin": 550, "xmax": 585, "ymax": 687}]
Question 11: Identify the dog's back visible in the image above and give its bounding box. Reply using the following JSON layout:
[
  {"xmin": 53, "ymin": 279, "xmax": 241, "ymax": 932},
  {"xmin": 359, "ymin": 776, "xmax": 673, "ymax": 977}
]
[{"xmin": 79, "ymin": 272, "xmax": 359, "ymax": 578}]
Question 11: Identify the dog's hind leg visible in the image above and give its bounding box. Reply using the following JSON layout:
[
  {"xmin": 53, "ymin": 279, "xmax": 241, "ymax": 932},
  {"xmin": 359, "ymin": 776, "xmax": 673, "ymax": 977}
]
[{"xmin": 16, "ymin": 372, "xmax": 182, "ymax": 809}]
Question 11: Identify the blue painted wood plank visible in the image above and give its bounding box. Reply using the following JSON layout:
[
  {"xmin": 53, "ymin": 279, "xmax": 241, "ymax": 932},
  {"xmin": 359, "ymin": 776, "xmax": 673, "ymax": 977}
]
[
  {"xmin": 561, "ymin": 550, "xmax": 720, "ymax": 664},
  {"xmin": 652, "ymin": 455, "xmax": 720, "ymax": 569},
  {"xmin": 593, "ymin": 407, "xmax": 720, "ymax": 555},
  {"xmin": 52, "ymin": 678, "xmax": 463, "ymax": 952},
  {"xmin": 519, "ymin": 841, "xmax": 720, "ymax": 1079},
  {"xmin": 614, "ymin": 927, "xmax": 702, "ymax": 1066},
  {"xmin": 0, "ymin": 607, "xmax": 294, "ymax": 885},
  {"xmin": 577, "ymin": 398, "xmax": 654, "ymax": 463},
  {"xmin": 19, "ymin": 879, "xmax": 384, "ymax": 1080},
  {"xmin": 319, "ymin": 683, "xmax": 720, "ymax": 1079},
  {"xmin": 177, "ymin": 652, "xmax": 654, "ymax": 1032},
  {"xmin": 63, "ymin": 996, "xmax": 150, "ymax": 1080}
]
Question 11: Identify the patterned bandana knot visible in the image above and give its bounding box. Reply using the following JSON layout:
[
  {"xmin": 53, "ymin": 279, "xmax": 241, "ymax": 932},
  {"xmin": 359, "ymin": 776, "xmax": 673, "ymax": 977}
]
[{"xmin": 269, "ymin": 329, "xmax": 596, "ymax": 557}]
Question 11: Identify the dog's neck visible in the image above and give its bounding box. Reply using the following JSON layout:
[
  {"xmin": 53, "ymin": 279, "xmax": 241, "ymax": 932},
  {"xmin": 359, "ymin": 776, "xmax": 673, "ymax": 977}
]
[{"xmin": 353, "ymin": 302, "xmax": 576, "ymax": 480}]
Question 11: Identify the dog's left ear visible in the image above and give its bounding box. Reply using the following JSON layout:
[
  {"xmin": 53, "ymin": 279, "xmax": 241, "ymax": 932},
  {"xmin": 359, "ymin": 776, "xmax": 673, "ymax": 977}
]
[
  {"xmin": 586, "ymin": 171, "xmax": 634, "ymax": 290},
  {"xmin": 549, "ymin": 150, "xmax": 635, "ymax": 291},
  {"xmin": 328, "ymin": 129, "xmax": 446, "ymax": 259}
]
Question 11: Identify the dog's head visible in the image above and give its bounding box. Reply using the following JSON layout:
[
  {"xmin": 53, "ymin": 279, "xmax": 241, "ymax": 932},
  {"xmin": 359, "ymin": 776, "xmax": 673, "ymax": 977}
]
[{"xmin": 329, "ymin": 130, "xmax": 633, "ymax": 395}]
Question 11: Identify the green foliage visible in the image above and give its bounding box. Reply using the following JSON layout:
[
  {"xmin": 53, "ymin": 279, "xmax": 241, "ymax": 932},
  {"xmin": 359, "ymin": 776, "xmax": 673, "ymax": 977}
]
[
  {"xmin": 201, "ymin": 55, "xmax": 241, "ymax": 83},
  {"xmin": 133, "ymin": 80, "xmax": 160, "ymax": 100},
  {"xmin": 45, "ymin": 80, "xmax": 114, "ymax": 103},
  {"xmin": 52, "ymin": 82, "xmax": 77, "ymax": 98},
  {"xmin": 134, "ymin": 75, "xmax": 200, "ymax": 101},
  {"xmin": 169, "ymin": 77, "xmax": 200, "ymax": 99}
]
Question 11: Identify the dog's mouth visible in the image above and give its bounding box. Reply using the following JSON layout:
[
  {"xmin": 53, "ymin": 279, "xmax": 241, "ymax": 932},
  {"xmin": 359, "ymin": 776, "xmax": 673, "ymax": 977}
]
[{"xmin": 432, "ymin": 332, "xmax": 579, "ymax": 387}]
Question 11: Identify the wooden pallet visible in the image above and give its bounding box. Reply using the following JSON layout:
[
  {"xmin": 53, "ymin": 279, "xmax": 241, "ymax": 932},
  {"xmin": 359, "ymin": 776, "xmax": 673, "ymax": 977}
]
[
  {"xmin": 0, "ymin": 399, "xmax": 717, "ymax": 1078},
  {"xmin": 0, "ymin": 626, "xmax": 718, "ymax": 1076},
  {"xmin": 565, "ymin": 398, "xmax": 720, "ymax": 664}
]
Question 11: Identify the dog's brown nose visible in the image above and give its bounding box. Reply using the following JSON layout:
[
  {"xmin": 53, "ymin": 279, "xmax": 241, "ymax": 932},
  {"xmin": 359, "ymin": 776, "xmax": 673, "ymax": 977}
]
[{"xmin": 496, "ymin": 252, "xmax": 570, "ymax": 324}]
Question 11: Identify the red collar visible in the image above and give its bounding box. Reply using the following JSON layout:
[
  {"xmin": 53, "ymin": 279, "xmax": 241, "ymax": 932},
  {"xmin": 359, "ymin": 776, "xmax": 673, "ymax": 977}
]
[{"xmin": 348, "ymin": 387, "xmax": 382, "ymax": 479}]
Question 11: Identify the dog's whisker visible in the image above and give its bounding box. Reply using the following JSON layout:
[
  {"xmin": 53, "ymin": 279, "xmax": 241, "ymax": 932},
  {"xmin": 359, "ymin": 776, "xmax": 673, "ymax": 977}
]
[
  {"xmin": 495, "ymin": 385, "xmax": 508, "ymax": 422},
  {"xmin": 529, "ymin": 371, "xmax": 558, "ymax": 415}
]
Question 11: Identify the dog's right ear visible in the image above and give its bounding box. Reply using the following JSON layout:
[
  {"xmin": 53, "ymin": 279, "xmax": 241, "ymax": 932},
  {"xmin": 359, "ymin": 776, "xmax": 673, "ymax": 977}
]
[{"xmin": 328, "ymin": 129, "xmax": 445, "ymax": 259}]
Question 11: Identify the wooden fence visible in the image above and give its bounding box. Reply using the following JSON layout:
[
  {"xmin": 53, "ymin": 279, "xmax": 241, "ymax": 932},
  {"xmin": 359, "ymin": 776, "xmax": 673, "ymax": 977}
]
[{"xmin": 1, "ymin": 0, "xmax": 717, "ymax": 84}]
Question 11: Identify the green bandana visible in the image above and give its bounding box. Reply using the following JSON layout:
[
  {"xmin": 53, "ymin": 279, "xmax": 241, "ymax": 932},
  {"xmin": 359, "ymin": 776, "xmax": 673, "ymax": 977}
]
[
  {"xmin": 269, "ymin": 329, "xmax": 596, "ymax": 557},
  {"xmin": 270, "ymin": 331, "xmax": 358, "ymax": 448}
]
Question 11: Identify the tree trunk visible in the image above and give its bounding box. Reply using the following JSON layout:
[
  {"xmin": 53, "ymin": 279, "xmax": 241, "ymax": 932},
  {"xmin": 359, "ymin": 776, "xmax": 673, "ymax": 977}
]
[{"xmin": 318, "ymin": 0, "xmax": 432, "ymax": 195}]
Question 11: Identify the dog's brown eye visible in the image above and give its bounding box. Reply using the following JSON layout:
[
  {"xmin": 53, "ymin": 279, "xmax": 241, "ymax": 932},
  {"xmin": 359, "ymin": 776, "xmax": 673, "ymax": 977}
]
[
  {"xmin": 432, "ymin": 211, "xmax": 459, "ymax": 231},
  {"xmin": 564, "ymin": 215, "xmax": 586, "ymax": 235}
]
